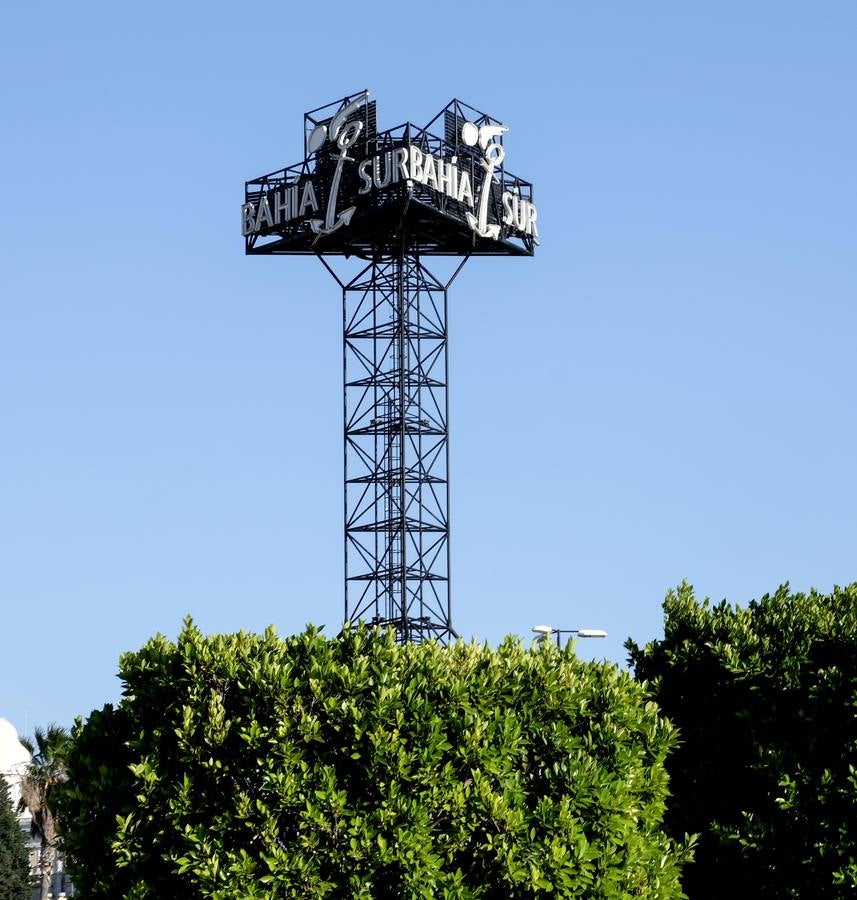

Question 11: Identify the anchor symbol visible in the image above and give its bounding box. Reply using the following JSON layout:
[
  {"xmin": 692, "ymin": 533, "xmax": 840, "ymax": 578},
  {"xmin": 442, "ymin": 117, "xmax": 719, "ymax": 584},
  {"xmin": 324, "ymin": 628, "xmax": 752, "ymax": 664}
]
[
  {"xmin": 308, "ymin": 92, "xmax": 369, "ymax": 238},
  {"xmin": 462, "ymin": 121, "xmax": 508, "ymax": 240}
]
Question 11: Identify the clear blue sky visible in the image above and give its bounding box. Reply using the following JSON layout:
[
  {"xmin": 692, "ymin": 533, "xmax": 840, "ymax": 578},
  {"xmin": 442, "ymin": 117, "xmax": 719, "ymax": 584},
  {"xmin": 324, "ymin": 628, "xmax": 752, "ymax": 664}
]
[{"xmin": 2, "ymin": 2, "xmax": 855, "ymax": 734}]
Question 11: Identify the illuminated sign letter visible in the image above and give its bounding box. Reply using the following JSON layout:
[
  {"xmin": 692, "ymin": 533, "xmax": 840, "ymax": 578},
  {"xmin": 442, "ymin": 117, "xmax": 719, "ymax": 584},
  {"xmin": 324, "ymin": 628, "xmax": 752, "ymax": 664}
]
[
  {"xmin": 423, "ymin": 153, "xmax": 439, "ymax": 190},
  {"xmin": 299, "ymin": 181, "xmax": 319, "ymax": 216},
  {"xmin": 358, "ymin": 159, "xmax": 372, "ymax": 194},
  {"xmin": 241, "ymin": 202, "xmax": 256, "ymax": 236},
  {"xmin": 457, "ymin": 171, "xmax": 474, "ymax": 207},
  {"xmin": 254, "ymin": 196, "xmax": 274, "ymax": 231},
  {"xmin": 409, "ymin": 146, "xmax": 424, "ymax": 183},
  {"xmin": 373, "ymin": 152, "xmax": 393, "ymax": 189},
  {"xmin": 393, "ymin": 147, "xmax": 408, "ymax": 182},
  {"xmin": 274, "ymin": 190, "xmax": 291, "ymax": 225}
]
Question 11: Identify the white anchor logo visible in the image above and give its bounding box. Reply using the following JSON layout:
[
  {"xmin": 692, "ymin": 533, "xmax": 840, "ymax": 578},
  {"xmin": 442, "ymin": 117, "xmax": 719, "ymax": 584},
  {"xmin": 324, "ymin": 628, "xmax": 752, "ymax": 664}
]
[
  {"xmin": 307, "ymin": 92, "xmax": 369, "ymax": 237},
  {"xmin": 461, "ymin": 120, "xmax": 508, "ymax": 240}
]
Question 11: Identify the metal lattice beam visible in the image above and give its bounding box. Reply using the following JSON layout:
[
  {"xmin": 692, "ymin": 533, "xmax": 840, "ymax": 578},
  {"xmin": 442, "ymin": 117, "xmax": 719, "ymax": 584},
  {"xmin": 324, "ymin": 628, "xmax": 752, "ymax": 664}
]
[{"xmin": 321, "ymin": 251, "xmax": 466, "ymax": 644}]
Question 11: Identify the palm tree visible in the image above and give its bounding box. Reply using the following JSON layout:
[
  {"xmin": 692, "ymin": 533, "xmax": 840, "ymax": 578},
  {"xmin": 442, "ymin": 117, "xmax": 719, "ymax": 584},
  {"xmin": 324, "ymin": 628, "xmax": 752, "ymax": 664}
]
[{"xmin": 18, "ymin": 725, "xmax": 68, "ymax": 900}]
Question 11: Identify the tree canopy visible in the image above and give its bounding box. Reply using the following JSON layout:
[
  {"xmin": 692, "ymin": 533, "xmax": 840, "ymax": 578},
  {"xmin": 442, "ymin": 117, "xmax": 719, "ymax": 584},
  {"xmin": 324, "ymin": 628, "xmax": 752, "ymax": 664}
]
[
  {"xmin": 0, "ymin": 777, "xmax": 30, "ymax": 900},
  {"xmin": 627, "ymin": 582, "xmax": 857, "ymax": 899},
  {"xmin": 19, "ymin": 724, "xmax": 69, "ymax": 900},
  {"xmin": 59, "ymin": 620, "xmax": 690, "ymax": 898}
]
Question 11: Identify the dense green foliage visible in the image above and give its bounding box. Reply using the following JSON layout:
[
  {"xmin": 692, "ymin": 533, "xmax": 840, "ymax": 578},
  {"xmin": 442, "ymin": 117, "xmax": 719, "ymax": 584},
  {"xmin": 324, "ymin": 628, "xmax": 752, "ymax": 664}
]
[
  {"xmin": 0, "ymin": 777, "xmax": 30, "ymax": 900},
  {"xmin": 627, "ymin": 582, "xmax": 857, "ymax": 899},
  {"xmin": 59, "ymin": 620, "xmax": 690, "ymax": 898}
]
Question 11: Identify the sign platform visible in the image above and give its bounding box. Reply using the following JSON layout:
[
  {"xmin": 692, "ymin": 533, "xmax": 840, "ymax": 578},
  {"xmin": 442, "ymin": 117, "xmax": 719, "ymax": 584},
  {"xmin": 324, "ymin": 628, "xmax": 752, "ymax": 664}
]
[{"xmin": 243, "ymin": 94, "xmax": 537, "ymax": 258}]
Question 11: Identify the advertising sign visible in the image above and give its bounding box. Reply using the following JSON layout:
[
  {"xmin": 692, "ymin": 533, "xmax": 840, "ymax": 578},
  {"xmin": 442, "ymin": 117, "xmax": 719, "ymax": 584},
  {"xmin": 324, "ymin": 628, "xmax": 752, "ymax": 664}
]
[{"xmin": 243, "ymin": 92, "xmax": 537, "ymax": 257}]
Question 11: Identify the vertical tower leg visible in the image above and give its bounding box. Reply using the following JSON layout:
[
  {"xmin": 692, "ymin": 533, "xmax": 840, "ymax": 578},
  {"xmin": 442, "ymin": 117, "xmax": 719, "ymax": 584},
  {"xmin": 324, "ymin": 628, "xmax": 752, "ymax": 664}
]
[{"xmin": 339, "ymin": 253, "xmax": 458, "ymax": 643}]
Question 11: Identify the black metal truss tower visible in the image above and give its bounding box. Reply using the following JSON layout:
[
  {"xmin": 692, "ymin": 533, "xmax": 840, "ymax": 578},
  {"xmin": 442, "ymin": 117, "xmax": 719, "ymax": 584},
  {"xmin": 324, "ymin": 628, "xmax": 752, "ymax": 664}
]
[
  {"xmin": 321, "ymin": 252, "xmax": 466, "ymax": 644},
  {"xmin": 244, "ymin": 92, "xmax": 536, "ymax": 644}
]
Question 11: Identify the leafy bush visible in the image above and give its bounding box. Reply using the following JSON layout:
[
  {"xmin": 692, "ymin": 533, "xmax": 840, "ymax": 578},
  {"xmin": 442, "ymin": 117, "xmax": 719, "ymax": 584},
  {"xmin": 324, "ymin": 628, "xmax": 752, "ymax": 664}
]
[
  {"xmin": 0, "ymin": 777, "xmax": 30, "ymax": 900},
  {"xmin": 60, "ymin": 620, "xmax": 690, "ymax": 898},
  {"xmin": 627, "ymin": 582, "xmax": 857, "ymax": 899}
]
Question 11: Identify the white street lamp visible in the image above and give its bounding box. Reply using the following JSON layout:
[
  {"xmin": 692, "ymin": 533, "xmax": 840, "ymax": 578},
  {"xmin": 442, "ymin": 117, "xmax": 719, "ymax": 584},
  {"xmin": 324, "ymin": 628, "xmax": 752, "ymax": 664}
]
[{"xmin": 532, "ymin": 625, "xmax": 608, "ymax": 647}]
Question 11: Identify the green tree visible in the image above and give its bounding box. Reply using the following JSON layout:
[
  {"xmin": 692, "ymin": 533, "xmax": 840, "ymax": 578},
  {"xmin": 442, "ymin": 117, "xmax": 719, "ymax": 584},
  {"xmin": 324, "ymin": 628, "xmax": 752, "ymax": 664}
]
[
  {"xmin": 59, "ymin": 620, "xmax": 691, "ymax": 898},
  {"xmin": 0, "ymin": 777, "xmax": 30, "ymax": 900},
  {"xmin": 19, "ymin": 725, "xmax": 69, "ymax": 900},
  {"xmin": 627, "ymin": 582, "xmax": 857, "ymax": 899}
]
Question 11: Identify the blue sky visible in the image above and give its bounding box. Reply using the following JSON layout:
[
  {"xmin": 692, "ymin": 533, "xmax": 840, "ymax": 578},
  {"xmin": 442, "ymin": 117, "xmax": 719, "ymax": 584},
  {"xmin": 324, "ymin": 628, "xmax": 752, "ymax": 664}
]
[{"xmin": 2, "ymin": 2, "xmax": 855, "ymax": 734}]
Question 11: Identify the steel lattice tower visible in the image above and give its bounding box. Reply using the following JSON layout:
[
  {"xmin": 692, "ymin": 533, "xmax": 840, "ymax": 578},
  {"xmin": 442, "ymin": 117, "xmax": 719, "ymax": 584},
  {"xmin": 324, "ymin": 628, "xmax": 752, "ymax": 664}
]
[
  {"xmin": 320, "ymin": 252, "xmax": 467, "ymax": 642},
  {"xmin": 243, "ymin": 92, "xmax": 537, "ymax": 644}
]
